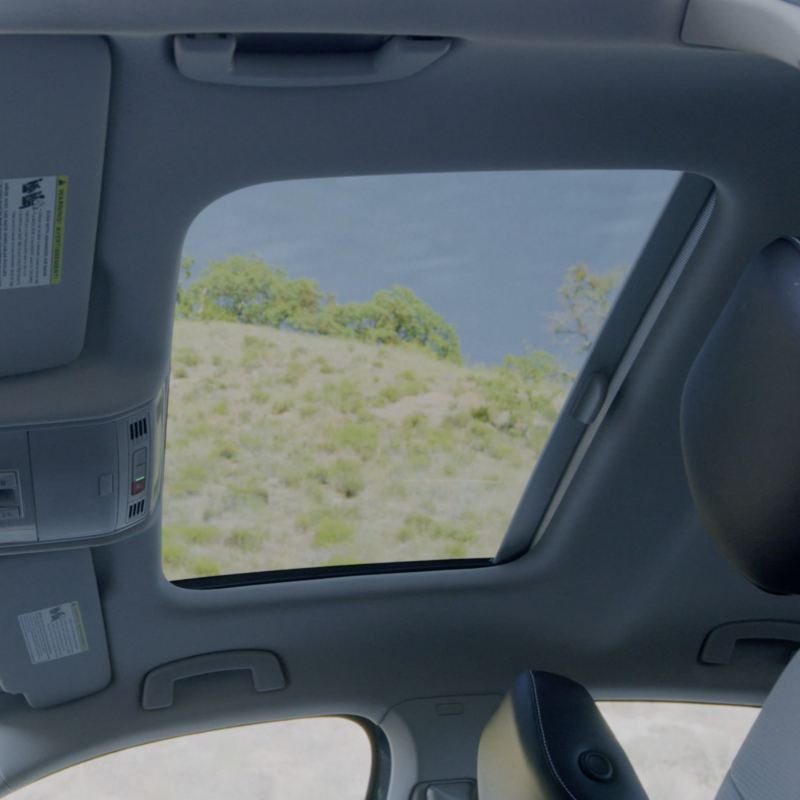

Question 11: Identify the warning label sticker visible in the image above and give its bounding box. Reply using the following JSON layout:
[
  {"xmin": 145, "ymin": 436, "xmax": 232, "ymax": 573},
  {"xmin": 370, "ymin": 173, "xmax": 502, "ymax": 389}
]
[
  {"xmin": 0, "ymin": 175, "xmax": 68, "ymax": 289},
  {"xmin": 18, "ymin": 601, "xmax": 89, "ymax": 665}
]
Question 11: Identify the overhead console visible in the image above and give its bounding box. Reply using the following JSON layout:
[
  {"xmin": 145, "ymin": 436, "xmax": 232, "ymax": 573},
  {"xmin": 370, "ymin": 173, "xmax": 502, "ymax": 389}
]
[
  {"xmin": 0, "ymin": 36, "xmax": 124, "ymax": 709},
  {"xmin": 0, "ymin": 387, "xmax": 167, "ymax": 550}
]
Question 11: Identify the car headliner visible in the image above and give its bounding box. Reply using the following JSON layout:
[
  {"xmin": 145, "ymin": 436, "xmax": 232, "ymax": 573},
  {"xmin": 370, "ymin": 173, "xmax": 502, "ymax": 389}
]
[{"xmin": 1, "ymin": 0, "xmax": 800, "ymax": 795}]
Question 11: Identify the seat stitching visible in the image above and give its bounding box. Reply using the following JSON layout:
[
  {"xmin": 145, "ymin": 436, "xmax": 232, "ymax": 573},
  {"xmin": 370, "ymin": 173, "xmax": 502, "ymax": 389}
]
[{"xmin": 529, "ymin": 671, "xmax": 580, "ymax": 800}]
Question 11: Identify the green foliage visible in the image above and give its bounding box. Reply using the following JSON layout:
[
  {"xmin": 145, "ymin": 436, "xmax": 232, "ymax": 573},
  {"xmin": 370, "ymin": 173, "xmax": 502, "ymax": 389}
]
[
  {"xmin": 190, "ymin": 557, "xmax": 221, "ymax": 577},
  {"xmin": 323, "ymin": 420, "xmax": 380, "ymax": 460},
  {"xmin": 226, "ymin": 528, "xmax": 261, "ymax": 552},
  {"xmin": 177, "ymin": 256, "xmax": 461, "ymax": 362},
  {"xmin": 168, "ymin": 462, "xmax": 209, "ymax": 497},
  {"xmin": 177, "ymin": 255, "xmax": 328, "ymax": 328},
  {"xmin": 313, "ymin": 516, "xmax": 355, "ymax": 548},
  {"xmin": 162, "ymin": 540, "xmax": 188, "ymax": 567},
  {"xmin": 395, "ymin": 513, "xmax": 476, "ymax": 546},
  {"xmin": 550, "ymin": 263, "xmax": 626, "ymax": 354},
  {"xmin": 211, "ymin": 399, "xmax": 229, "ymax": 416},
  {"xmin": 164, "ymin": 524, "xmax": 219, "ymax": 544},
  {"xmin": 174, "ymin": 347, "xmax": 200, "ymax": 368},
  {"xmin": 321, "ymin": 378, "xmax": 365, "ymax": 414},
  {"xmin": 240, "ymin": 334, "xmax": 273, "ymax": 368},
  {"xmin": 212, "ymin": 441, "xmax": 239, "ymax": 460},
  {"xmin": 375, "ymin": 370, "xmax": 429, "ymax": 405},
  {"xmin": 250, "ymin": 387, "xmax": 271, "ymax": 405},
  {"xmin": 330, "ymin": 459, "xmax": 365, "ymax": 498},
  {"xmin": 326, "ymin": 286, "xmax": 461, "ymax": 362},
  {"xmin": 473, "ymin": 347, "xmax": 565, "ymax": 444},
  {"xmin": 272, "ymin": 398, "xmax": 294, "ymax": 415}
]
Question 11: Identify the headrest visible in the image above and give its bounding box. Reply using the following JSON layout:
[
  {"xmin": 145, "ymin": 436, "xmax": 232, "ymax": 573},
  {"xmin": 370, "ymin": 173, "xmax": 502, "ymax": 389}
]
[
  {"xmin": 681, "ymin": 238, "xmax": 800, "ymax": 594},
  {"xmin": 477, "ymin": 671, "xmax": 647, "ymax": 800}
]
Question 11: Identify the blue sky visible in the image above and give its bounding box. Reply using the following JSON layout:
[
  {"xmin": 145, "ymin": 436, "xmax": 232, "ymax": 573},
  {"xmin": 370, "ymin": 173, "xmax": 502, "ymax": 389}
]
[{"xmin": 183, "ymin": 170, "xmax": 678, "ymax": 364}]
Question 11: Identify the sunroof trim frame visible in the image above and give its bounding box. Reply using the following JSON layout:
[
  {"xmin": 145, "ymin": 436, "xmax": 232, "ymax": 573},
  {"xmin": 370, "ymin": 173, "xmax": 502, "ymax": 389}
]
[
  {"xmin": 495, "ymin": 173, "xmax": 716, "ymax": 563},
  {"xmin": 165, "ymin": 169, "xmax": 703, "ymax": 586}
]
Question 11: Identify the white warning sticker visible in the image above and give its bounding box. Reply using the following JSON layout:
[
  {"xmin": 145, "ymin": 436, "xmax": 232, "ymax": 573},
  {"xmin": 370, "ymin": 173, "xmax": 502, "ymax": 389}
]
[
  {"xmin": 18, "ymin": 601, "xmax": 88, "ymax": 665},
  {"xmin": 0, "ymin": 175, "xmax": 68, "ymax": 289}
]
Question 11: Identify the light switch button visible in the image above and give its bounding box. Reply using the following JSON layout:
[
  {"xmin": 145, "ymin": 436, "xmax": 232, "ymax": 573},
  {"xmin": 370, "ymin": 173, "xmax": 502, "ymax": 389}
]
[{"xmin": 98, "ymin": 474, "xmax": 113, "ymax": 497}]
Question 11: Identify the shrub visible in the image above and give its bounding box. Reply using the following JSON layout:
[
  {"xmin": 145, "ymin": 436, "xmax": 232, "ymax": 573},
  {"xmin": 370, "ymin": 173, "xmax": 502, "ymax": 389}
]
[
  {"xmin": 272, "ymin": 398, "xmax": 294, "ymax": 415},
  {"xmin": 280, "ymin": 361, "xmax": 306, "ymax": 386},
  {"xmin": 327, "ymin": 286, "xmax": 462, "ymax": 362},
  {"xmin": 226, "ymin": 528, "xmax": 261, "ymax": 552},
  {"xmin": 177, "ymin": 255, "xmax": 328, "ymax": 328},
  {"xmin": 164, "ymin": 524, "xmax": 219, "ymax": 544},
  {"xmin": 162, "ymin": 540, "xmax": 188, "ymax": 567},
  {"xmin": 471, "ymin": 406, "xmax": 490, "ymax": 423},
  {"xmin": 250, "ymin": 388, "xmax": 271, "ymax": 405},
  {"xmin": 226, "ymin": 481, "xmax": 269, "ymax": 507},
  {"xmin": 176, "ymin": 256, "xmax": 461, "ymax": 361},
  {"xmin": 331, "ymin": 459, "xmax": 365, "ymax": 498},
  {"xmin": 212, "ymin": 442, "xmax": 239, "ymax": 460},
  {"xmin": 211, "ymin": 400, "xmax": 229, "ymax": 416},
  {"xmin": 376, "ymin": 371, "xmax": 429, "ymax": 405},
  {"xmin": 190, "ymin": 557, "xmax": 221, "ymax": 577},
  {"xmin": 320, "ymin": 379, "xmax": 365, "ymax": 414},
  {"xmin": 394, "ymin": 513, "xmax": 475, "ymax": 546},
  {"xmin": 313, "ymin": 515, "xmax": 355, "ymax": 548},
  {"xmin": 324, "ymin": 420, "xmax": 380, "ymax": 460},
  {"xmin": 241, "ymin": 334, "xmax": 272, "ymax": 368},
  {"xmin": 173, "ymin": 348, "xmax": 200, "ymax": 367},
  {"xmin": 167, "ymin": 463, "xmax": 208, "ymax": 497}
]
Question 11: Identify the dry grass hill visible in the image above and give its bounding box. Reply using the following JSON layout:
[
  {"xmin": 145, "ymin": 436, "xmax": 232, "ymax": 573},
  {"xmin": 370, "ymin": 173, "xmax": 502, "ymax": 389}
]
[{"xmin": 162, "ymin": 319, "xmax": 564, "ymax": 579}]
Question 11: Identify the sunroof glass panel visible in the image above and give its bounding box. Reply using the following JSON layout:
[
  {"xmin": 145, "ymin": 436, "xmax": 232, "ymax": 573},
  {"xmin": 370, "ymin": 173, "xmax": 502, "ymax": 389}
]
[{"xmin": 163, "ymin": 170, "xmax": 679, "ymax": 580}]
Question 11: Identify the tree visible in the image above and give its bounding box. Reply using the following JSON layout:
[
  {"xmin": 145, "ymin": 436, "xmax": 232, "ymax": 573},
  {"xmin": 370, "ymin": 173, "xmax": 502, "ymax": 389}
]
[
  {"xmin": 550, "ymin": 264, "xmax": 626, "ymax": 354},
  {"xmin": 329, "ymin": 286, "xmax": 462, "ymax": 363},
  {"xmin": 176, "ymin": 255, "xmax": 461, "ymax": 362},
  {"xmin": 176, "ymin": 255, "xmax": 327, "ymax": 328},
  {"xmin": 175, "ymin": 256, "xmax": 195, "ymax": 317}
]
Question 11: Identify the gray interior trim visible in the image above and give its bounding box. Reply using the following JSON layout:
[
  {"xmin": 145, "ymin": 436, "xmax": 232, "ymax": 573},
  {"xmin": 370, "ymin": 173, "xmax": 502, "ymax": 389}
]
[
  {"xmin": 499, "ymin": 181, "xmax": 715, "ymax": 559},
  {"xmin": 683, "ymin": 0, "xmax": 800, "ymax": 71}
]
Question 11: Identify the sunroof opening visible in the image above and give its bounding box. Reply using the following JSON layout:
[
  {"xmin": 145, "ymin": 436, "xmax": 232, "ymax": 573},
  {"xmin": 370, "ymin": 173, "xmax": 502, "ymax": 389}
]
[{"xmin": 163, "ymin": 170, "xmax": 679, "ymax": 580}]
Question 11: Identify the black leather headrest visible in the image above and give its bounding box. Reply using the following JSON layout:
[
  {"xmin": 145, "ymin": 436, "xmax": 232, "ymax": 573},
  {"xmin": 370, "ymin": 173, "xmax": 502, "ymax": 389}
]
[
  {"xmin": 477, "ymin": 671, "xmax": 647, "ymax": 799},
  {"xmin": 681, "ymin": 238, "xmax": 800, "ymax": 594}
]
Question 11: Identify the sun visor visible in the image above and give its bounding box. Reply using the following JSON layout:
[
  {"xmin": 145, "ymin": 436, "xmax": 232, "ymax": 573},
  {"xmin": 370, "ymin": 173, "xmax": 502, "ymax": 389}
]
[
  {"xmin": 681, "ymin": 238, "xmax": 800, "ymax": 594},
  {"xmin": 0, "ymin": 548, "xmax": 111, "ymax": 708},
  {"xmin": 0, "ymin": 37, "xmax": 109, "ymax": 377}
]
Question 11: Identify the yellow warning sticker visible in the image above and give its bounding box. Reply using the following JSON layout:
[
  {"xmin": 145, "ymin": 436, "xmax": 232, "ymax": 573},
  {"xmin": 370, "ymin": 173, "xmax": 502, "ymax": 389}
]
[{"xmin": 0, "ymin": 175, "xmax": 68, "ymax": 289}]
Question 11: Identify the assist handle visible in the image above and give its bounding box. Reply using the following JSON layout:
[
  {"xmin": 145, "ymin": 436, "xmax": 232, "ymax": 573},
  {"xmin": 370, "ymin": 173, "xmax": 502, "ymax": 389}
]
[
  {"xmin": 142, "ymin": 649, "xmax": 286, "ymax": 710},
  {"xmin": 174, "ymin": 34, "xmax": 452, "ymax": 88}
]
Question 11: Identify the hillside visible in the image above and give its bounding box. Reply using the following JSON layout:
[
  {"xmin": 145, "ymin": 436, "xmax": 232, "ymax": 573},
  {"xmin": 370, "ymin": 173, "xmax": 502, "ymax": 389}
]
[{"xmin": 162, "ymin": 319, "xmax": 565, "ymax": 580}]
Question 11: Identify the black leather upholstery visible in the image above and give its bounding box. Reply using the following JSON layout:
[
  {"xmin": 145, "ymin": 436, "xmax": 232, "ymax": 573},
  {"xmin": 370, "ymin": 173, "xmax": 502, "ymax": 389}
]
[
  {"xmin": 681, "ymin": 238, "xmax": 800, "ymax": 594},
  {"xmin": 477, "ymin": 671, "xmax": 648, "ymax": 799}
]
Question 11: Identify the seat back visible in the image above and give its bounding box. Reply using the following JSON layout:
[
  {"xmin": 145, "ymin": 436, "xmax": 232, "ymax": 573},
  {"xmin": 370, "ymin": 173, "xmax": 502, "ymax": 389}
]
[
  {"xmin": 478, "ymin": 670, "xmax": 647, "ymax": 799},
  {"xmin": 682, "ymin": 239, "xmax": 800, "ymax": 798},
  {"xmin": 480, "ymin": 239, "xmax": 800, "ymax": 799}
]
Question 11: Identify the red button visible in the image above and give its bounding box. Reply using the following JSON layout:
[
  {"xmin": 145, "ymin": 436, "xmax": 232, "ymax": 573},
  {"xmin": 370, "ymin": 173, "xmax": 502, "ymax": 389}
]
[{"xmin": 131, "ymin": 479, "xmax": 146, "ymax": 495}]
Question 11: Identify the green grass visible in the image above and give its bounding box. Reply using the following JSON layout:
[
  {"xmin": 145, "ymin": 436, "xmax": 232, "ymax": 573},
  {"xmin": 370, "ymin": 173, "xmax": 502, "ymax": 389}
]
[
  {"xmin": 313, "ymin": 515, "xmax": 355, "ymax": 548},
  {"xmin": 330, "ymin": 459, "xmax": 365, "ymax": 498},
  {"xmin": 162, "ymin": 319, "xmax": 563, "ymax": 580},
  {"xmin": 164, "ymin": 524, "xmax": 220, "ymax": 544},
  {"xmin": 226, "ymin": 528, "xmax": 261, "ymax": 552},
  {"xmin": 323, "ymin": 420, "xmax": 380, "ymax": 461}
]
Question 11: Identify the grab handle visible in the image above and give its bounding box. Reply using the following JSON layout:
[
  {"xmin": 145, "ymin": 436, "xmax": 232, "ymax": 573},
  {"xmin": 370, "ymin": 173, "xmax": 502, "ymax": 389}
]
[
  {"xmin": 700, "ymin": 620, "xmax": 800, "ymax": 665},
  {"xmin": 174, "ymin": 34, "xmax": 452, "ymax": 88},
  {"xmin": 142, "ymin": 650, "xmax": 286, "ymax": 710}
]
